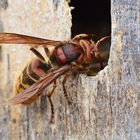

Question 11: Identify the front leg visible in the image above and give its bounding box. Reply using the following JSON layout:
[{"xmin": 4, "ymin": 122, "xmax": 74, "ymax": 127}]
[
  {"xmin": 72, "ymin": 34, "xmax": 96, "ymax": 41},
  {"xmin": 71, "ymin": 61, "xmax": 89, "ymax": 74}
]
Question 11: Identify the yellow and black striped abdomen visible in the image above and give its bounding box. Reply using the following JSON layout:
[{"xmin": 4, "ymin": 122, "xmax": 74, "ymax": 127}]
[
  {"xmin": 15, "ymin": 62, "xmax": 39, "ymax": 95},
  {"xmin": 15, "ymin": 59, "xmax": 51, "ymax": 96}
]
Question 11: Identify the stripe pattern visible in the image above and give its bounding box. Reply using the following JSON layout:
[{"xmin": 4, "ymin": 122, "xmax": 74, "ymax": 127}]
[{"xmin": 15, "ymin": 61, "xmax": 51, "ymax": 95}]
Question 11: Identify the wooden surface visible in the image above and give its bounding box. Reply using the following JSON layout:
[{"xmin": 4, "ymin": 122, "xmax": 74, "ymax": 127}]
[{"xmin": 0, "ymin": 0, "xmax": 140, "ymax": 140}]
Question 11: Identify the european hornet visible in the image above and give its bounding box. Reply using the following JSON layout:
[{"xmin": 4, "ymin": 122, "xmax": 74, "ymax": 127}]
[{"xmin": 0, "ymin": 33, "xmax": 111, "ymax": 123}]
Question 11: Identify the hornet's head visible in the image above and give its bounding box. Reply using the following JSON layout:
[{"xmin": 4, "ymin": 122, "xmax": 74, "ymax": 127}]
[{"xmin": 88, "ymin": 36, "xmax": 111, "ymax": 75}]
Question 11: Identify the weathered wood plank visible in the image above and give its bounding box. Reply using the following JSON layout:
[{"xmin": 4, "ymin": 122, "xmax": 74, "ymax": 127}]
[{"xmin": 0, "ymin": 0, "xmax": 140, "ymax": 140}]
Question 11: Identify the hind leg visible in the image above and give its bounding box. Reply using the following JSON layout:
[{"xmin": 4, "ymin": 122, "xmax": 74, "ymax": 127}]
[{"xmin": 47, "ymin": 81, "xmax": 57, "ymax": 123}]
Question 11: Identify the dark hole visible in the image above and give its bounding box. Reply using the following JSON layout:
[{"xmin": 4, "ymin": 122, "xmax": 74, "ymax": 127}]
[{"xmin": 70, "ymin": 0, "xmax": 111, "ymax": 38}]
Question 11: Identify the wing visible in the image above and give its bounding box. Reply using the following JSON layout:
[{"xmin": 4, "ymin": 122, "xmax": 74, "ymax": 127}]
[
  {"xmin": 0, "ymin": 32, "xmax": 62, "ymax": 46},
  {"xmin": 9, "ymin": 65, "xmax": 71, "ymax": 105}
]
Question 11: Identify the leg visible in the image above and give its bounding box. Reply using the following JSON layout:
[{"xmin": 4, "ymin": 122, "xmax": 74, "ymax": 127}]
[
  {"xmin": 47, "ymin": 81, "xmax": 57, "ymax": 123},
  {"xmin": 71, "ymin": 61, "xmax": 89, "ymax": 74},
  {"xmin": 72, "ymin": 34, "xmax": 96, "ymax": 41},
  {"xmin": 62, "ymin": 74, "xmax": 71, "ymax": 104},
  {"xmin": 69, "ymin": 34, "xmax": 96, "ymax": 46}
]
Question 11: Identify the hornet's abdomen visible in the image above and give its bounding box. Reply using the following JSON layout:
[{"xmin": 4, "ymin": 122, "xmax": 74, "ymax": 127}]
[{"xmin": 15, "ymin": 59, "xmax": 51, "ymax": 103}]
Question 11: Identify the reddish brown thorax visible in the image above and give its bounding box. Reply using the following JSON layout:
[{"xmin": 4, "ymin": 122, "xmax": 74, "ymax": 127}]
[{"xmin": 50, "ymin": 43, "xmax": 83, "ymax": 65}]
